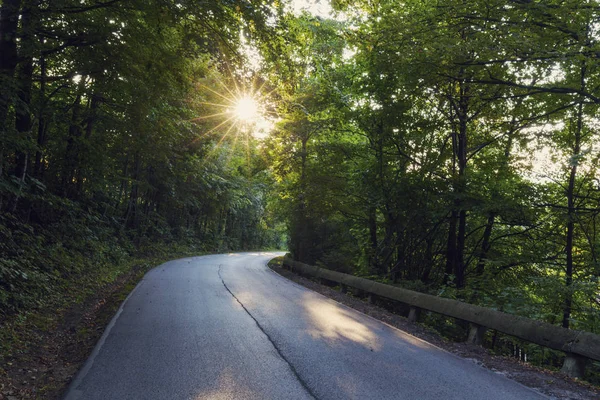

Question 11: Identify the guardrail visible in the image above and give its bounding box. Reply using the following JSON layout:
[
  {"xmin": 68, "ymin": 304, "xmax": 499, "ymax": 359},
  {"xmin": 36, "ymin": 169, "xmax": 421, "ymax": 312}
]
[{"xmin": 282, "ymin": 255, "xmax": 600, "ymax": 378}]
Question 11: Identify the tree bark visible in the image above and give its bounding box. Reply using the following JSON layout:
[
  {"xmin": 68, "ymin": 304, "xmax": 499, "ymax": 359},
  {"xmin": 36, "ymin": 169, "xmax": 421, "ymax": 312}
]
[
  {"xmin": 454, "ymin": 78, "xmax": 469, "ymax": 289},
  {"xmin": 74, "ymin": 90, "xmax": 102, "ymax": 194},
  {"xmin": 0, "ymin": 0, "xmax": 22, "ymax": 176},
  {"xmin": 476, "ymin": 213, "xmax": 496, "ymax": 275},
  {"xmin": 445, "ymin": 209, "xmax": 458, "ymax": 284},
  {"xmin": 0, "ymin": 0, "xmax": 22, "ymax": 210},
  {"xmin": 124, "ymin": 150, "xmax": 141, "ymax": 229},
  {"xmin": 296, "ymin": 133, "xmax": 309, "ymax": 261},
  {"xmin": 62, "ymin": 85, "xmax": 84, "ymax": 198},
  {"xmin": 563, "ymin": 60, "xmax": 585, "ymax": 329},
  {"xmin": 10, "ymin": 3, "xmax": 35, "ymax": 213},
  {"xmin": 34, "ymin": 48, "xmax": 48, "ymax": 178},
  {"xmin": 368, "ymin": 205, "xmax": 378, "ymax": 273}
]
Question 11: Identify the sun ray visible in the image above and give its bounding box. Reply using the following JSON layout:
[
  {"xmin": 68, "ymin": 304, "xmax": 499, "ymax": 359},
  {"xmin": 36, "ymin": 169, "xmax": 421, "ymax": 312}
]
[
  {"xmin": 213, "ymin": 120, "xmax": 239, "ymax": 150},
  {"xmin": 199, "ymin": 120, "xmax": 241, "ymax": 164},
  {"xmin": 199, "ymin": 83, "xmax": 237, "ymax": 105},
  {"xmin": 246, "ymin": 123, "xmax": 251, "ymax": 164},
  {"xmin": 204, "ymin": 116, "xmax": 237, "ymax": 135},
  {"xmin": 190, "ymin": 111, "xmax": 231, "ymax": 121},
  {"xmin": 253, "ymin": 83, "xmax": 267, "ymax": 99},
  {"xmin": 198, "ymin": 101, "xmax": 236, "ymax": 109},
  {"xmin": 225, "ymin": 127, "xmax": 242, "ymax": 164},
  {"xmin": 225, "ymin": 62, "xmax": 243, "ymax": 98},
  {"xmin": 216, "ymin": 76, "xmax": 240, "ymax": 99},
  {"xmin": 190, "ymin": 115, "xmax": 237, "ymax": 144}
]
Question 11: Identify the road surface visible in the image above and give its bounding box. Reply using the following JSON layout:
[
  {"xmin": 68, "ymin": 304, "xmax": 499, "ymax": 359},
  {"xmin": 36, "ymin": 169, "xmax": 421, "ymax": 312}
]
[{"xmin": 63, "ymin": 252, "xmax": 546, "ymax": 399}]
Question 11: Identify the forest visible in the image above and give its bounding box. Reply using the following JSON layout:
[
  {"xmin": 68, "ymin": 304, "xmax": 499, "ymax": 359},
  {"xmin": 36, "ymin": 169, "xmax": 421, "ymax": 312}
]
[{"xmin": 1, "ymin": 0, "xmax": 600, "ymax": 385}]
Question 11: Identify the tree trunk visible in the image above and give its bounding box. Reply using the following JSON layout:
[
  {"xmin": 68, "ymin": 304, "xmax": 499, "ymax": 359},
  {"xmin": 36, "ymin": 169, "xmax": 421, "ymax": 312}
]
[
  {"xmin": 421, "ymin": 237, "xmax": 434, "ymax": 282},
  {"xmin": 445, "ymin": 77, "xmax": 470, "ymax": 287},
  {"xmin": 476, "ymin": 213, "xmax": 496, "ymax": 275},
  {"xmin": 445, "ymin": 209, "xmax": 458, "ymax": 284},
  {"xmin": 475, "ymin": 119, "xmax": 516, "ymax": 278},
  {"xmin": 34, "ymin": 48, "xmax": 47, "ymax": 178},
  {"xmin": 124, "ymin": 151, "xmax": 141, "ymax": 229},
  {"xmin": 368, "ymin": 205, "xmax": 378, "ymax": 273},
  {"xmin": 0, "ymin": 0, "xmax": 22, "ymax": 184},
  {"xmin": 296, "ymin": 134, "xmax": 309, "ymax": 261},
  {"xmin": 85, "ymin": 92, "xmax": 102, "ymax": 140},
  {"xmin": 454, "ymin": 79, "xmax": 469, "ymax": 289},
  {"xmin": 396, "ymin": 226, "xmax": 407, "ymax": 279},
  {"xmin": 116, "ymin": 154, "xmax": 129, "ymax": 211},
  {"xmin": 381, "ymin": 210, "xmax": 396, "ymax": 278},
  {"xmin": 10, "ymin": 4, "xmax": 35, "ymax": 213},
  {"xmin": 563, "ymin": 56, "xmax": 586, "ymax": 329},
  {"xmin": 74, "ymin": 90, "xmax": 102, "ymax": 194},
  {"xmin": 62, "ymin": 91, "xmax": 83, "ymax": 197}
]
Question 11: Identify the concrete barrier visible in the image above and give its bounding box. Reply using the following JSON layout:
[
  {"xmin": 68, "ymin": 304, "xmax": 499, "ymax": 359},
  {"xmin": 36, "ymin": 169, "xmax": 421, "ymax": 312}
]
[{"xmin": 282, "ymin": 255, "xmax": 600, "ymax": 378}]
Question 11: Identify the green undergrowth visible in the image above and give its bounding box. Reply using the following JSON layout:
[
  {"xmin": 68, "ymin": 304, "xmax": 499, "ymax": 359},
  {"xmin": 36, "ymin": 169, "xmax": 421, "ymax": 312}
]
[
  {"xmin": 267, "ymin": 256, "xmax": 283, "ymax": 268},
  {"xmin": 0, "ymin": 245, "xmax": 203, "ymax": 366},
  {"xmin": 0, "ymin": 207, "xmax": 212, "ymax": 367}
]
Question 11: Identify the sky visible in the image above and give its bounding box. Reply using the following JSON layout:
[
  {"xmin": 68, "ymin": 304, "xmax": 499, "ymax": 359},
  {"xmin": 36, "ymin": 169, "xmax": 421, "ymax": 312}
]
[{"xmin": 291, "ymin": 0, "xmax": 334, "ymax": 18}]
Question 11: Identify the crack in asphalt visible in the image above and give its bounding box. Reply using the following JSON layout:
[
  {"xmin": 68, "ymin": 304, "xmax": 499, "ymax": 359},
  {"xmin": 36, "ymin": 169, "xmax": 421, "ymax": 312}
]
[{"xmin": 217, "ymin": 264, "xmax": 318, "ymax": 400}]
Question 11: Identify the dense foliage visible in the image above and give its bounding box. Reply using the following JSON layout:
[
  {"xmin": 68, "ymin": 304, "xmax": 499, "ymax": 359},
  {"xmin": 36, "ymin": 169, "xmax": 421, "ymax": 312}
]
[
  {"xmin": 263, "ymin": 0, "xmax": 600, "ymax": 366},
  {"xmin": 0, "ymin": 0, "xmax": 284, "ymax": 317}
]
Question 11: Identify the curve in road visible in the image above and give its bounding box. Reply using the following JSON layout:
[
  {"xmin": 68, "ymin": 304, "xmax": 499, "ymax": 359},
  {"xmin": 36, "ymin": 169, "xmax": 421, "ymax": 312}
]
[{"xmin": 63, "ymin": 252, "xmax": 547, "ymax": 400}]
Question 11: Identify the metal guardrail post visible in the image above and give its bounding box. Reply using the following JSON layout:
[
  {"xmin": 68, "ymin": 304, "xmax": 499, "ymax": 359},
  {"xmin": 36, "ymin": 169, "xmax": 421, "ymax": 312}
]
[
  {"xmin": 467, "ymin": 323, "xmax": 487, "ymax": 345},
  {"xmin": 561, "ymin": 353, "xmax": 587, "ymax": 378},
  {"xmin": 408, "ymin": 306, "xmax": 421, "ymax": 322},
  {"xmin": 368, "ymin": 293, "xmax": 376, "ymax": 304}
]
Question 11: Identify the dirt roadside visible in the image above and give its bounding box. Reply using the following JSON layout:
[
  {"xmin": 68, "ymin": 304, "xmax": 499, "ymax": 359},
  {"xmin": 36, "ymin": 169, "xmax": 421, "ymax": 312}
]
[
  {"xmin": 0, "ymin": 264, "xmax": 150, "ymax": 400},
  {"xmin": 268, "ymin": 260, "xmax": 600, "ymax": 400}
]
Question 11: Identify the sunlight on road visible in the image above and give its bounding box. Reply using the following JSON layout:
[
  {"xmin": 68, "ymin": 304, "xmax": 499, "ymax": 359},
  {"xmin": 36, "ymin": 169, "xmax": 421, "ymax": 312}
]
[
  {"xmin": 303, "ymin": 293, "xmax": 381, "ymax": 351},
  {"xmin": 194, "ymin": 368, "xmax": 255, "ymax": 400}
]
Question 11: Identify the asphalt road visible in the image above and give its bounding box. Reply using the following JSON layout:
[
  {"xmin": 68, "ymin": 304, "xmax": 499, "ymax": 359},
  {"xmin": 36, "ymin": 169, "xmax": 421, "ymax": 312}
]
[{"xmin": 63, "ymin": 252, "xmax": 547, "ymax": 400}]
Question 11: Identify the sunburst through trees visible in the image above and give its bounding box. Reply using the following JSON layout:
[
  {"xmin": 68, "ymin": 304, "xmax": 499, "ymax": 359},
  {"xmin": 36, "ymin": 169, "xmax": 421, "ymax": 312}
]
[{"xmin": 191, "ymin": 69, "xmax": 277, "ymax": 159}]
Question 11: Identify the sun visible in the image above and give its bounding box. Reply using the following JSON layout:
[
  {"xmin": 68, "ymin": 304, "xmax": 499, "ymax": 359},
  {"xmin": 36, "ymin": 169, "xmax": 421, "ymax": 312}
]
[
  {"xmin": 192, "ymin": 72, "xmax": 277, "ymax": 143},
  {"xmin": 233, "ymin": 95, "xmax": 260, "ymax": 122}
]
